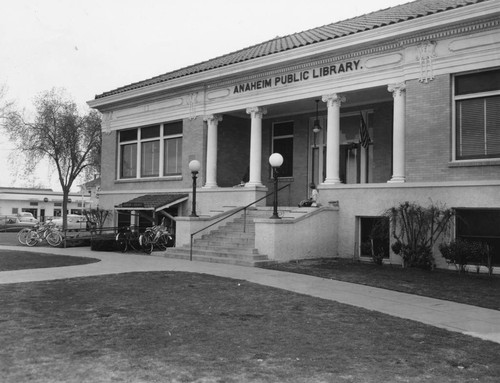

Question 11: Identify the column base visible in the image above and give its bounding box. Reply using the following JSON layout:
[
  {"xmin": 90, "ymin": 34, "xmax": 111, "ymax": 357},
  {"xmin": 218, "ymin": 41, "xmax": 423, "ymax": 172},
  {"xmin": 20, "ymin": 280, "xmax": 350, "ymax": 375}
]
[
  {"xmin": 245, "ymin": 182, "xmax": 265, "ymax": 188},
  {"xmin": 202, "ymin": 183, "xmax": 218, "ymax": 189},
  {"xmin": 322, "ymin": 178, "xmax": 342, "ymax": 185},
  {"xmin": 387, "ymin": 176, "xmax": 406, "ymax": 183}
]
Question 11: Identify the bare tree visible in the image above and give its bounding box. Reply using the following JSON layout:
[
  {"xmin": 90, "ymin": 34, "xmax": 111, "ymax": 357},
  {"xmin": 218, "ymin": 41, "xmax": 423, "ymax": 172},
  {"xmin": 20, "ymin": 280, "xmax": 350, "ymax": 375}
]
[
  {"xmin": 0, "ymin": 83, "xmax": 15, "ymax": 119},
  {"xmin": 3, "ymin": 88, "xmax": 101, "ymax": 231}
]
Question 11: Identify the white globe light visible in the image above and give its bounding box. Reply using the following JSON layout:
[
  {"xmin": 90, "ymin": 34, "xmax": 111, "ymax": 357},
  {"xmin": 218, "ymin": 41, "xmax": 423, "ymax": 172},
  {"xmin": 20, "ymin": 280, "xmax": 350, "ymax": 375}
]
[
  {"xmin": 269, "ymin": 153, "xmax": 284, "ymax": 168},
  {"xmin": 189, "ymin": 160, "xmax": 201, "ymax": 172}
]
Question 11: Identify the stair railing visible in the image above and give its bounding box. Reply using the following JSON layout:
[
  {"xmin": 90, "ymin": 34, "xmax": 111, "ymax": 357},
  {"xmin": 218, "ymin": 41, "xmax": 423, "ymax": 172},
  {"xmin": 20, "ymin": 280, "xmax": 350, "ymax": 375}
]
[{"xmin": 189, "ymin": 183, "xmax": 291, "ymax": 261}]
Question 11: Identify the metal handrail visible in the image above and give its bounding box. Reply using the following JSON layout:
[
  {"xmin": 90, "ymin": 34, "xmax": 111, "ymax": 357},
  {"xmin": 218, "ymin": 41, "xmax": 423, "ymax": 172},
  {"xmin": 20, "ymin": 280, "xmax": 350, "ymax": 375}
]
[{"xmin": 190, "ymin": 183, "xmax": 291, "ymax": 261}]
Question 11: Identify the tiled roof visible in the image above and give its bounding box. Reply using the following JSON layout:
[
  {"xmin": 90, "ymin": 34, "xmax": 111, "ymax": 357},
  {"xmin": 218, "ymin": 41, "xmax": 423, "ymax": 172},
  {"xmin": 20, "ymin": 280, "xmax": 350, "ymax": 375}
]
[
  {"xmin": 116, "ymin": 194, "xmax": 189, "ymax": 210},
  {"xmin": 95, "ymin": 0, "xmax": 487, "ymax": 99}
]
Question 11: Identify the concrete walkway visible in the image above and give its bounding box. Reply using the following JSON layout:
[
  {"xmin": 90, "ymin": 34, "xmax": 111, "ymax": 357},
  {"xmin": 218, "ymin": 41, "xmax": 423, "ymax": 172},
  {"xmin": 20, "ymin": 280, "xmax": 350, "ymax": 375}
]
[{"xmin": 1, "ymin": 245, "xmax": 500, "ymax": 344}]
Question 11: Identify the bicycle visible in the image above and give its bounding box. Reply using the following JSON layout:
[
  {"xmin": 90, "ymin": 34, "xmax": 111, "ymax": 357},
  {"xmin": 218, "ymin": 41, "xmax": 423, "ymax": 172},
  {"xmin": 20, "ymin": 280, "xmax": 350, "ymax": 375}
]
[
  {"xmin": 17, "ymin": 227, "xmax": 32, "ymax": 245},
  {"xmin": 24, "ymin": 220, "xmax": 63, "ymax": 247},
  {"xmin": 115, "ymin": 226, "xmax": 141, "ymax": 253},
  {"xmin": 139, "ymin": 223, "xmax": 173, "ymax": 254}
]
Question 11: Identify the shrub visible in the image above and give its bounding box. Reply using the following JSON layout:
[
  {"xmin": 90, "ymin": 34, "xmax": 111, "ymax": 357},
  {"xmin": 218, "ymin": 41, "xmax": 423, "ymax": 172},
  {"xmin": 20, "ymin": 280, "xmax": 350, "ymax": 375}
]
[
  {"xmin": 440, "ymin": 239, "xmax": 491, "ymax": 274},
  {"xmin": 83, "ymin": 208, "xmax": 111, "ymax": 234},
  {"xmin": 385, "ymin": 201, "xmax": 453, "ymax": 270}
]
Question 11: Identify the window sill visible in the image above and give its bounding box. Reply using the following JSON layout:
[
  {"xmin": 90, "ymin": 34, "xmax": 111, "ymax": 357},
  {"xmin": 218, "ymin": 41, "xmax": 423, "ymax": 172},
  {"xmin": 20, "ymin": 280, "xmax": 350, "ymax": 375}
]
[
  {"xmin": 116, "ymin": 176, "xmax": 183, "ymax": 183},
  {"xmin": 448, "ymin": 159, "xmax": 500, "ymax": 167}
]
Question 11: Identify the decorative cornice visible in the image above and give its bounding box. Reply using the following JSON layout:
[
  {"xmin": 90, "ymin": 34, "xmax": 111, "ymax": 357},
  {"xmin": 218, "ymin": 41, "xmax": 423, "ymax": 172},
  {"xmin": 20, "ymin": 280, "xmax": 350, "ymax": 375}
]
[{"xmin": 207, "ymin": 16, "xmax": 500, "ymax": 90}]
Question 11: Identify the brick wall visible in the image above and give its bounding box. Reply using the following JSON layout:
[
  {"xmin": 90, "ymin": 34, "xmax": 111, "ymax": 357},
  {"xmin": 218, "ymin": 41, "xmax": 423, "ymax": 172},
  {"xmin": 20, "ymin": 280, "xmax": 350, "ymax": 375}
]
[
  {"xmin": 100, "ymin": 131, "xmax": 117, "ymax": 191},
  {"xmin": 406, "ymin": 76, "xmax": 451, "ymax": 182},
  {"xmin": 183, "ymin": 116, "xmax": 206, "ymax": 186},
  {"xmin": 406, "ymin": 75, "xmax": 500, "ymax": 182}
]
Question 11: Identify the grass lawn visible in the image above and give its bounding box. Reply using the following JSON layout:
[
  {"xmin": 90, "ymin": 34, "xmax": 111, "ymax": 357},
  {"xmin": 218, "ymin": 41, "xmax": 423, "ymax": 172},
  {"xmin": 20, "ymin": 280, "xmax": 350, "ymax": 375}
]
[
  {"xmin": 0, "ymin": 249, "xmax": 100, "ymax": 271},
  {"xmin": 1, "ymin": 271, "xmax": 500, "ymax": 382},
  {"xmin": 263, "ymin": 258, "xmax": 500, "ymax": 311}
]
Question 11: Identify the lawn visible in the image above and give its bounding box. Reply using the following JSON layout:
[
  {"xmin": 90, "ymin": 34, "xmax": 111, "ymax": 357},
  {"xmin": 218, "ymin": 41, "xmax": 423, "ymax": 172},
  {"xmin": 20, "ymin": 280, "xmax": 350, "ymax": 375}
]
[
  {"xmin": 263, "ymin": 258, "xmax": 500, "ymax": 311},
  {"xmin": 0, "ymin": 249, "xmax": 99, "ymax": 271},
  {"xmin": 1, "ymin": 271, "xmax": 500, "ymax": 382}
]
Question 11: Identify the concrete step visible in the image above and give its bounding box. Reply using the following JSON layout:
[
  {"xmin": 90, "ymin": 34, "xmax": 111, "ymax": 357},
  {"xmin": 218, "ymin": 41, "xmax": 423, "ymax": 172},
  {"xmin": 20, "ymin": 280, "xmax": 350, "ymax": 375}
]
[
  {"xmin": 161, "ymin": 247, "xmax": 275, "ymax": 267},
  {"xmin": 195, "ymin": 238, "xmax": 255, "ymax": 247},
  {"xmin": 200, "ymin": 232, "xmax": 255, "ymax": 240},
  {"xmin": 185, "ymin": 246, "xmax": 261, "ymax": 256},
  {"xmin": 191, "ymin": 244, "xmax": 260, "ymax": 254},
  {"xmin": 163, "ymin": 207, "xmax": 313, "ymax": 267}
]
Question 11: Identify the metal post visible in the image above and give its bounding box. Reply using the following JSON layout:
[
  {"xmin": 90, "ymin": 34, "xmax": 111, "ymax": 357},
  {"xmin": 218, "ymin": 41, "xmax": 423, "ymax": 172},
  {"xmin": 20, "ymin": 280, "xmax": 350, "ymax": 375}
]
[
  {"xmin": 190, "ymin": 234, "xmax": 194, "ymax": 261},
  {"xmin": 270, "ymin": 168, "xmax": 280, "ymax": 219},
  {"xmin": 243, "ymin": 208, "xmax": 247, "ymax": 233},
  {"xmin": 190, "ymin": 171, "xmax": 198, "ymax": 217}
]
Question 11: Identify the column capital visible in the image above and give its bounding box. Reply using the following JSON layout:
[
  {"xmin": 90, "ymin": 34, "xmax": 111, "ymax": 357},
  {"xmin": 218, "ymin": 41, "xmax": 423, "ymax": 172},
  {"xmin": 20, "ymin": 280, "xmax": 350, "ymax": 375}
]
[
  {"xmin": 204, "ymin": 114, "xmax": 223, "ymax": 124},
  {"xmin": 322, "ymin": 93, "xmax": 346, "ymax": 108},
  {"xmin": 246, "ymin": 106, "xmax": 267, "ymax": 119},
  {"xmin": 388, "ymin": 82, "xmax": 406, "ymax": 97}
]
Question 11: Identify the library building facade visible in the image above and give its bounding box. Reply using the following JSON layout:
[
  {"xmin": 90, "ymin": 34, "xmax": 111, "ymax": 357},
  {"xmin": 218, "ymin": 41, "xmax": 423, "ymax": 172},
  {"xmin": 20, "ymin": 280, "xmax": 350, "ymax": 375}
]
[{"xmin": 89, "ymin": 0, "xmax": 500, "ymax": 269}]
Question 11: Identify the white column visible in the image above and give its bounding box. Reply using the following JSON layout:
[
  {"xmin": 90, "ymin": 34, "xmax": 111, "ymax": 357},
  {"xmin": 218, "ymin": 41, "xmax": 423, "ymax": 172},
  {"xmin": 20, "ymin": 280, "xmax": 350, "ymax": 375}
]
[
  {"xmin": 245, "ymin": 107, "xmax": 267, "ymax": 187},
  {"xmin": 322, "ymin": 94, "xmax": 345, "ymax": 185},
  {"xmin": 388, "ymin": 83, "xmax": 406, "ymax": 183},
  {"xmin": 203, "ymin": 114, "xmax": 222, "ymax": 188}
]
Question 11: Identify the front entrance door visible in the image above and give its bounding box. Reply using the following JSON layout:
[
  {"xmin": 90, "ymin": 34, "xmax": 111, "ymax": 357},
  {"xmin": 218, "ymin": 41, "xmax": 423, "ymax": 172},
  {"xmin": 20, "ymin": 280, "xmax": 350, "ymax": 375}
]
[{"xmin": 311, "ymin": 111, "xmax": 371, "ymax": 185}]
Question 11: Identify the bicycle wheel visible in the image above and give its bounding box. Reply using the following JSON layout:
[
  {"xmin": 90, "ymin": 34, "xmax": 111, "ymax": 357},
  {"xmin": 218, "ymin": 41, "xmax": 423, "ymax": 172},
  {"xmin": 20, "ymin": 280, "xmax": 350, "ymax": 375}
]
[
  {"xmin": 115, "ymin": 232, "xmax": 128, "ymax": 253},
  {"xmin": 140, "ymin": 232, "xmax": 154, "ymax": 254},
  {"xmin": 156, "ymin": 234, "xmax": 171, "ymax": 251},
  {"xmin": 46, "ymin": 231, "xmax": 62, "ymax": 247},
  {"xmin": 26, "ymin": 231, "xmax": 40, "ymax": 247},
  {"xmin": 17, "ymin": 228, "xmax": 31, "ymax": 245},
  {"xmin": 128, "ymin": 231, "xmax": 141, "ymax": 251}
]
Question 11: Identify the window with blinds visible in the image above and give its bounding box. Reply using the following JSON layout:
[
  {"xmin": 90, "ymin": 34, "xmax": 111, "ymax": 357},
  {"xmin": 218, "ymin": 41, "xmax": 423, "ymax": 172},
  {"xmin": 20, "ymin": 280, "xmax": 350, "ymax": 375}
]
[{"xmin": 455, "ymin": 69, "xmax": 500, "ymax": 160}]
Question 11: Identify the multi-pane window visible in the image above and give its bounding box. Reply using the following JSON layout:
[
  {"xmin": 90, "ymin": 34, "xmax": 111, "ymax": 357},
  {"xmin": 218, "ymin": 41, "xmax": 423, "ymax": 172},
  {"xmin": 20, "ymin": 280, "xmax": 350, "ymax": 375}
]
[
  {"xmin": 455, "ymin": 69, "xmax": 500, "ymax": 160},
  {"xmin": 119, "ymin": 128, "xmax": 138, "ymax": 179},
  {"xmin": 118, "ymin": 121, "xmax": 183, "ymax": 179},
  {"xmin": 164, "ymin": 123, "xmax": 183, "ymax": 176},
  {"xmin": 140, "ymin": 125, "xmax": 160, "ymax": 177},
  {"xmin": 272, "ymin": 121, "xmax": 294, "ymax": 177}
]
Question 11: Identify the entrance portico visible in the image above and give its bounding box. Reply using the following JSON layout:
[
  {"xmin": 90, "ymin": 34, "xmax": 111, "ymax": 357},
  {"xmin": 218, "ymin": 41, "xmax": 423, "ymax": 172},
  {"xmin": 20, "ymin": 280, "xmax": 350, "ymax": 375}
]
[{"xmin": 198, "ymin": 83, "xmax": 400, "ymax": 197}]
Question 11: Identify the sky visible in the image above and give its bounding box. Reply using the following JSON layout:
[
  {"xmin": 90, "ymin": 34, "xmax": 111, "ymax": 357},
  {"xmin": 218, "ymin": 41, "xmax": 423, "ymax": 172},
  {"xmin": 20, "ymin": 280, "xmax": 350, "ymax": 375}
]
[{"xmin": 0, "ymin": 0, "xmax": 409, "ymax": 190}]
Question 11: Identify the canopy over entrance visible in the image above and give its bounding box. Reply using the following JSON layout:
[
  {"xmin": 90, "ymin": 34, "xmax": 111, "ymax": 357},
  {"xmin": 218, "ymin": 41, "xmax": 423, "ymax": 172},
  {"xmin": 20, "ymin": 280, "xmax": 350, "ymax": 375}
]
[{"xmin": 115, "ymin": 193, "xmax": 188, "ymax": 212}]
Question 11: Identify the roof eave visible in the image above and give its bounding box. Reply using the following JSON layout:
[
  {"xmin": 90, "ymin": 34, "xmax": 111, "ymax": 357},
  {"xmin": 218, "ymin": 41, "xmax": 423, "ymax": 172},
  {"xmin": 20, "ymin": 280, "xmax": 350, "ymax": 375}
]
[{"xmin": 87, "ymin": 1, "xmax": 498, "ymax": 110}]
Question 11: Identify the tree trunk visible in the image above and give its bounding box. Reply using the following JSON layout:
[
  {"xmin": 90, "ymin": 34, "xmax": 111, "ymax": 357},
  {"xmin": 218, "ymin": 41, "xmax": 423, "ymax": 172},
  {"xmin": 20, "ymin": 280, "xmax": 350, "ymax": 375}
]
[{"xmin": 62, "ymin": 187, "xmax": 70, "ymax": 248}]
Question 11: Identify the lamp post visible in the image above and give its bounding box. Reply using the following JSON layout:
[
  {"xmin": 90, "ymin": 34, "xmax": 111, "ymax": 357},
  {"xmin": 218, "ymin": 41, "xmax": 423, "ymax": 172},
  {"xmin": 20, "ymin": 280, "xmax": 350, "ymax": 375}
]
[
  {"xmin": 189, "ymin": 160, "xmax": 201, "ymax": 217},
  {"xmin": 269, "ymin": 153, "xmax": 283, "ymax": 219}
]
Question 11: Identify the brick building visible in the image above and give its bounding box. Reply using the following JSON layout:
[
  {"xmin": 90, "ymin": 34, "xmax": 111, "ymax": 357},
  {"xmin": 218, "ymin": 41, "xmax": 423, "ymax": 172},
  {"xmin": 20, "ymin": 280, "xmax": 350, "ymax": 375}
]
[{"xmin": 88, "ymin": 0, "xmax": 500, "ymax": 268}]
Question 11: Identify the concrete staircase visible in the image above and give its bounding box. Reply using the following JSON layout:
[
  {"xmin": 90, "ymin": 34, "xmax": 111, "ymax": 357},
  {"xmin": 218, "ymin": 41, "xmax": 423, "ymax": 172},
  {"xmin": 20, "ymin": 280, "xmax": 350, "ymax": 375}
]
[{"xmin": 161, "ymin": 208, "xmax": 291, "ymax": 266}]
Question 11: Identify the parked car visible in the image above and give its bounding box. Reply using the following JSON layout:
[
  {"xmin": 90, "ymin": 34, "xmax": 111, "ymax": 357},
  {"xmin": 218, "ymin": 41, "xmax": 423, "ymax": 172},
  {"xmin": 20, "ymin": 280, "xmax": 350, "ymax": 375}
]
[
  {"xmin": 51, "ymin": 214, "xmax": 88, "ymax": 230},
  {"xmin": 17, "ymin": 212, "xmax": 39, "ymax": 223},
  {"xmin": 0, "ymin": 215, "xmax": 38, "ymax": 232}
]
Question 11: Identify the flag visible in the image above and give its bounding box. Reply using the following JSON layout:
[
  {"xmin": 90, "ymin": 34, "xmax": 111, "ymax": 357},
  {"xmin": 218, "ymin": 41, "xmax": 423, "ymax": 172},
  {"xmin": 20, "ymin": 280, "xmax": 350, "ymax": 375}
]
[{"xmin": 359, "ymin": 112, "xmax": 371, "ymax": 148}]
